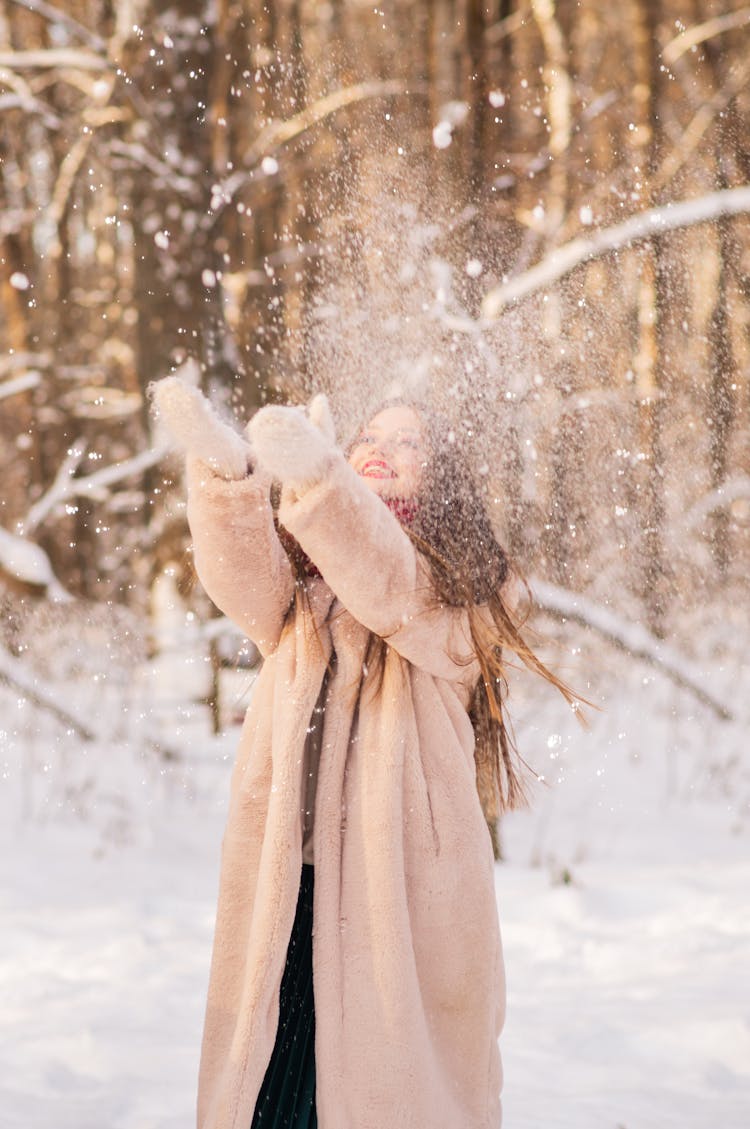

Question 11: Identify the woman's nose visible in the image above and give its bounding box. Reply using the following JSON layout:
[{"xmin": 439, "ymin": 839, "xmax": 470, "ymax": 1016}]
[
  {"xmin": 376, "ymin": 436, "xmax": 398, "ymax": 457},
  {"xmin": 366, "ymin": 440, "xmax": 389, "ymax": 460}
]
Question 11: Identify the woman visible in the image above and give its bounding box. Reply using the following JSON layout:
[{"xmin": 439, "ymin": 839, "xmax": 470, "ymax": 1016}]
[{"xmin": 153, "ymin": 381, "xmax": 577, "ymax": 1129}]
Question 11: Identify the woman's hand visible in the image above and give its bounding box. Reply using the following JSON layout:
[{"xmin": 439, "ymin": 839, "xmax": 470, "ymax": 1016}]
[
  {"xmin": 149, "ymin": 376, "xmax": 254, "ymax": 480},
  {"xmin": 247, "ymin": 394, "xmax": 337, "ymax": 490}
]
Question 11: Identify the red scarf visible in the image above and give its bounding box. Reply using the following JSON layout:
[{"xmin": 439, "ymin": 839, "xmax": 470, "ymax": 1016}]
[{"xmin": 383, "ymin": 495, "xmax": 419, "ymax": 527}]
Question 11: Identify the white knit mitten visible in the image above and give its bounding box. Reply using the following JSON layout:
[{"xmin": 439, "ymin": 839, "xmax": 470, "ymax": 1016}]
[
  {"xmin": 247, "ymin": 394, "xmax": 337, "ymax": 490},
  {"xmin": 149, "ymin": 376, "xmax": 253, "ymax": 480}
]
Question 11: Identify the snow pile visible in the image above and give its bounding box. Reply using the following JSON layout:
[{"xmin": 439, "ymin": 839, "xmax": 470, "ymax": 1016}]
[{"xmin": 0, "ymin": 609, "xmax": 748, "ymax": 1128}]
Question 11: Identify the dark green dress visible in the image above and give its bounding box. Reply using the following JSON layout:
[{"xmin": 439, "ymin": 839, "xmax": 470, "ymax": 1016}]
[{"xmin": 251, "ymin": 864, "xmax": 317, "ymax": 1128}]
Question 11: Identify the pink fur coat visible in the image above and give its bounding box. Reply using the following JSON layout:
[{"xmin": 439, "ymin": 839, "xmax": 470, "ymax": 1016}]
[{"xmin": 187, "ymin": 452, "xmax": 505, "ymax": 1129}]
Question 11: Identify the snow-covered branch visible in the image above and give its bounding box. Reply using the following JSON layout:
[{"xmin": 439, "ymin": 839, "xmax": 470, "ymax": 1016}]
[
  {"xmin": 0, "ymin": 526, "xmax": 70, "ymax": 601},
  {"xmin": 0, "ymin": 351, "xmax": 52, "ymax": 378},
  {"xmin": 680, "ymin": 475, "xmax": 750, "ymax": 534},
  {"xmin": 106, "ymin": 140, "xmax": 198, "ymax": 198},
  {"xmin": 4, "ymin": 447, "xmax": 170, "ymax": 597},
  {"xmin": 246, "ymin": 79, "xmax": 410, "ymax": 160},
  {"xmin": 7, "ymin": 0, "xmax": 105, "ymax": 50},
  {"xmin": 531, "ymin": 578, "xmax": 734, "ymax": 722},
  {"xmin": 652, "ymin": 58, "xmax": 750, "ymax": 194},
  {"xmin": 212, "ymin": 80, "xmax": 414, "ymax": 214},
  {"xmin": 71, "ymin": 445, "xmax": 170, "ymax": 496},
  {"xmin": 21, "ymin": 440, "xmax": 87, "ymax": 536},
  {"xmin": 0, "ymin": 645, "xmax": 180, "ymax": 759},
  {"xmin": 0, "ymin": 371, "xmax": 42, "ymax": 401},
  {"xmin": 18, "ymin": 445, "xmax": 170, "ymax": 537},
  {"xmin": 662, "ymin": 8, "xmax": 750, "ymax": 64},
  {"xmin": 0, "ymin": 645, "xmax": 96, "ymax": 740},
  {"xmin": 481, "ymin": 186, "xmax": 750, "ymax": 320},
  {"xmin": 0, "ymin": 64, "xmax": 64, "ymax": 128},
  {"xmin": 0, "ymin": 48, "xmax": 108, "ymax": 71}
]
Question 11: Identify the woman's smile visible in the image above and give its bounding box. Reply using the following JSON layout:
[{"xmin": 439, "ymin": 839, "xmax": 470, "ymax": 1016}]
[
  {"xmin": 361, "ymin": 458, "xmax": 397, "ymax": 479},
  {"xmin": 348, "ymin": 404, "xmax": 426, "ymax": 498}
]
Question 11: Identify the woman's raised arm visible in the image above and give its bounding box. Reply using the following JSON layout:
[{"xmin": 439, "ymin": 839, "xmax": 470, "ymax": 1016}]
[
  {"xmin": 282, "ymin": 458, "xmax": 478, "ymax": 683},
  {"xmin": 149, "ymin": 377, "xmax": 295, "ymax": 655},
  {"xmin": 187, "ymin": 460, "xmax": 295, "ymax": 656},
  {"xmin": 248, "ymin": 403, "xmax": 479, "ymax": 685}
]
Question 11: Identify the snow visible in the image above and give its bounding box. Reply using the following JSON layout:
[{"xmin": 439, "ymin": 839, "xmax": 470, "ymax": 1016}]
[
  {"xmin": 682, "ymin": 474, "xmax": 750, "ymax": 534},
  {"xmin": 1, "ymin": 638, "xmax": 748, "ymax": 1129},
  {"xmin": 432, "ymin": 120, "xmax": 453, "ymax": 149},
  {"xmin": 530, "ymin": 577, "xmax": 733, "ymax": 721},
  {"xmin": 499, "ymin": 857, "xmax": 750, "ymax": 1128},
  {"xmin": 149, "ymin": 375, "xmax": 251, "ymax": 480},
  {"xmin": 480, "ymin": 185, "xmax": 750, "ymax": 320},
  {"xmin": 0, "ymin": 526, "xmax": 69, "ymax": 599},
  {"xmin": 0, "ymin": 828, "xmax": 212, "ymax": 1129},
  {"xmin": 0, "ymin": 371, "xmax": 41, "ymax": 401}
]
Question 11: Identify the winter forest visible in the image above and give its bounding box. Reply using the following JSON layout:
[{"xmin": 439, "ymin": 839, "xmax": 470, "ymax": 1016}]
[{"xmin": 1, "ymin": 1, "xmax": 749, "ymax": 1127}]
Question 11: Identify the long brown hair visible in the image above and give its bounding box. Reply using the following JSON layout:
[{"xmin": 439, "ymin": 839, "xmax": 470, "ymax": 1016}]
[
  {"xmin": 277, "ymin": 399, "xmax": 585, "ymax": 825},
  {"xmin": 356, "ymin": 400, "xmax": 585, "ymax": 820}
]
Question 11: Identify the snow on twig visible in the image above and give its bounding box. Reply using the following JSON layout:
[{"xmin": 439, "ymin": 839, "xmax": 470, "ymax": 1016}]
[
  {"xmin": 0, "ymin": 645, "xmax": 180, "ymax": 759},
  {"xmin": 0, "ymin": 645, "xmax": 97, "ymax": 740},
  {"xmin": 481, "ymin": 186, "xmax": 750, "ymax": 320},
  {"xmin": 19, "ymin": 446, "xmax": 170, "ymax": 536},
  {"xmin": 21, "ymin": 440, "xmax": 87, "ymax": 536},
  {"xmin": 662, "ymin": 8, "xmax": 750, "ymax": 64},
  {"xmin": 211, "ymin": 81, "xmax": 416, "ymax": 215},
  {"xmin": 0, "ymin": 48, "xmax": 108, "ymax": 71},
  {"xmin": 106, "ymin": 141, "xmax": 198, "ymax": 198},
  {"xmin": 0, "ymin": 526, "xmax": 70, "ymax": 601},
  {"xmin": 0, "ymin": 72, "xmax": 63, "ymax": 128},
  {"xmin": 7, "ymin": 0, "xmax": 106, "ymax": 51},
  {"xmin": 246, "ymin": 80, "xmax": 411, "ymax": 159},
  {"xmin": 680, "ymin": 475, "xmax": 750, "ymax": 533},
  {"xmin": 0, "ymin": 351, "xmax": 52, "ymax": 378},
  {"xmin": 70, "ymin": 445, "xmax": 170, "ymax": 494},
  {"xmin": 531, "ymin": 577, "xmax": 734, "ymax": 722},
  {"xmin": 0, "ymin": 371, "xmax": 41, "ymax": 401}
]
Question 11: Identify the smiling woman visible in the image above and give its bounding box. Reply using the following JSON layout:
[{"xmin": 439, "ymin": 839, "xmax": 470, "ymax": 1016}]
[
  {"xmin": 151, "ymin": 381, "xmax": 583, "ymax": 1129},
  {"xmin": 347, "ymin": 404, "xmax": 426, "ymax": 499}
]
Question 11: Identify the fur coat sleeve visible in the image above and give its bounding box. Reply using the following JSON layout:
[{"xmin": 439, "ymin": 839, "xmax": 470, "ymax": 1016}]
[
  {"xmin": 186, "ymin": 459, "xmax": 295, "ymax": 657},
  {"xmin": 279, "ymin": 455, "xmax": 479, "ymax": 687}
]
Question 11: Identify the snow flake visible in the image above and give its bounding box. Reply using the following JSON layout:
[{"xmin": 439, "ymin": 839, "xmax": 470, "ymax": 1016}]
[
  {"xmin": 433, "ymin": 101, "xmax": 469, "ymax": 149},
  {"xmin": 432, "ymin": 121, "xmax": 453, "ymax": 149}
]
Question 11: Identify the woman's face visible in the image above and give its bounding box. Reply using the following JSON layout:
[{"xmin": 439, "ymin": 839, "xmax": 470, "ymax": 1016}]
[{"xmin": 348, "ymin": 404, "xmax": 427, "ymax": 499}]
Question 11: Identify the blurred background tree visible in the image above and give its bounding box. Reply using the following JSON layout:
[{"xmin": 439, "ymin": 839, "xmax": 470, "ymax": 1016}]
[{"xmin": 1, "ymin": 0, "xmax": 748, "ymax": 663}]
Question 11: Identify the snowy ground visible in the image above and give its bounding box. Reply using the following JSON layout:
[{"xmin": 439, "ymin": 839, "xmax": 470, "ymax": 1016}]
[{"xmin": 1, "ymin": 641, "xmax": 749, "ymax": 1129}]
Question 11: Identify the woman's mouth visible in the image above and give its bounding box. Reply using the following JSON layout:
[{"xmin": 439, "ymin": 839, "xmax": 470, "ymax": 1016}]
[{"xmin": 361, "ymin": 459, "xmax": 396, "ymax": 479}]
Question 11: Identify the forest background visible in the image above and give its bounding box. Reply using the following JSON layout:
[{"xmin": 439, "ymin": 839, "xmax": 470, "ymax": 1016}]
[
  {"xmin": 1, "ymin": 0, "xmax": 750, "ymax": 836},
  {"xmin": 2, "ymin": 3, "xmax": 750, "ymax": 1127}
]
